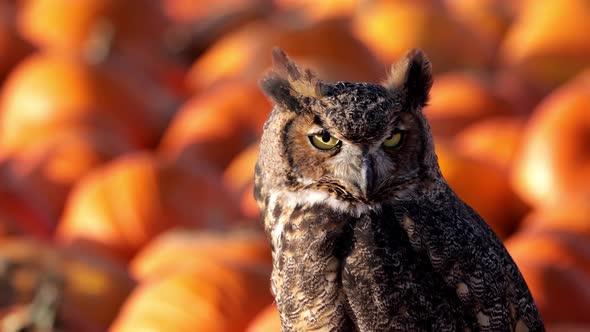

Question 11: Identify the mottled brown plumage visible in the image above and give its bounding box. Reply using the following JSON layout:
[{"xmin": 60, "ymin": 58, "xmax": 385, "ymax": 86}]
[{"xmin": 255, "ymin": 48, "xmax": 544, "ymax": 331}]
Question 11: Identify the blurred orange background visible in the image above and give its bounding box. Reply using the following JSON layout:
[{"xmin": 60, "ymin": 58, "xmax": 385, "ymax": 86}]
[{"xmin": 0, "ymin": 0, "xmax": 589, "ymax": 331}]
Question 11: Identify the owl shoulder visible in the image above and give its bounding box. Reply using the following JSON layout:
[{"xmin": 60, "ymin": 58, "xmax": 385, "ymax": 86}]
[{"xmin": 390, "ymin": 186, "xmax": 544, "ymax": 330}]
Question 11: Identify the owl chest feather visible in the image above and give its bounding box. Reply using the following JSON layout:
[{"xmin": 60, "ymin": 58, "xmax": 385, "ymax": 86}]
[
  {"xmin": 263, "ymin": 192, "xmax": 543, "ymax": 332},
  {"xmin": 264, "ymin": 198, "xmax": 466, "ymax": 331},
  {"xmin": 264, "ymin": 194, "xmax": 355, "ymax": 331}
]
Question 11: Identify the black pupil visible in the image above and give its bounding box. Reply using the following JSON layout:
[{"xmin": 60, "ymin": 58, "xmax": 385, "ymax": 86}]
[{"xmin": 321, "ymin": 132, "xmax": 331, "ymax": 143}]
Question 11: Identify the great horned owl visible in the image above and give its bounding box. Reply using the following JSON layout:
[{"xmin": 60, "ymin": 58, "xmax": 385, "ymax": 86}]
[{"xmin": 254, "ymin": 48, "xmax": 544, "ymax": 331}]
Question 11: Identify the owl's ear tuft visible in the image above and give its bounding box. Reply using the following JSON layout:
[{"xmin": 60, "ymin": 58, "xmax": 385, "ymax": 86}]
[
  {"xmin": 260, "ymin": 74, "xmax": 302, "ymax": 111},
  {"xmin": 383, "ymin": 49, "xmax": 433, "ymax": 109},
  {"xmin": 260, "ymin": 47, "xmax": 323, "ymax": 110}
]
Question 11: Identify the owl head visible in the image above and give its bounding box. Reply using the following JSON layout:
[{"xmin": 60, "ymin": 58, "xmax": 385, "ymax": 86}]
[{"xmin": 256, "ymin": 48, "xmax": 442, "ymax": 212}]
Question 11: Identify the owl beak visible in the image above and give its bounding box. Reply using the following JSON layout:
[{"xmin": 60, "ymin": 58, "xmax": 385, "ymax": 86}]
[{"xmin": 360, "ymin": 156, "xmax": 375, "ymax": 198}]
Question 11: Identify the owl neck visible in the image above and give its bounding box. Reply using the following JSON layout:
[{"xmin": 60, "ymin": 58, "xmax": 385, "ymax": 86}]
[
  {"xmin": 262, "ymin": 194, "xmax": 359, "ymax": 330},
  {"xmin": 260, "ymin": 190, "xmax": 451, "ymax": 331}
]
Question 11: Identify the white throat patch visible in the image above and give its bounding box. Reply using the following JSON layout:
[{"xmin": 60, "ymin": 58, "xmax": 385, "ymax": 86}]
[{"xmin": 272, "ymin": 189, "xmax": 380, "ymax": 218}]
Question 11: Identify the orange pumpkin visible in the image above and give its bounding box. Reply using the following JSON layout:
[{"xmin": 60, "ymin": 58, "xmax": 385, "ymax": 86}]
[
  {"xmin": 500, "ymin": 0, "xmax": 590, "ymax": 88},
  {"xmin": 274, "ymin": 0, "xmax": 359, "ymax": 21},
  {"xmin": 56, "ymin": 152, "xmax": 238, "ymax": 262},
  {"xmin": 0, "ymin": 212, "xmax": 21, "ymax": 239},
  {"xmin": 238, "ymin": 181, "xmax": 261, "ymax": 222},
  {"xmin": 435, "ymin": 142, "xmax": 527, "ymax": 239},
  {"xmin": 159, "ymin": 81, "xmax": 271, "ymax": 170},
  {"xmin": 506, "ymin": 231, "xmax": 590, "ymax": 281},
  {"xmin": 0, "ymin": 159, "xmax": 56, "ymax": 237},
  {"xmin": 518, "ymin": 202, "xmax": 590, "ymax": 241},
  {"xmin": 17, "ymin": 0, "xmax": 185, "ymax": 96},
  {"xmin": 3, "ymin": 186, "xmax": 51, "ymax": 237},
  {"xmin": 508, "ymin": 203, "xmax": 590, "ymax": 323},
  {"xmin": 186, "ymin": 18, "xmax": 383, "ymax": 92},
  {"xmin": 98, "ymin": 54, "xmax": 182, "ymax": 132},
  {"xmin": 18, "ymin": 0, "xmax": 115, "ymax": 54},
  {"xmin": 352, "ymin": 1, "xmax": 493, "ymax": 74},
  {"xmin": 223, "ymin": 143, "xmax": 260, "ymax": 219},
  {"xmin": 7, "ymin": 125, "xmax": 136, "ymax": 218},
  {"xmin": 508, "ymin": 240, "xmax": 590, "ymax": 324},
  {"xmin": 246, "ymin": 303, "xmax": 281, "ymax": 332},
  {"xmin": 131, "ymin": 229, "xmax": 271, "ymax": 281},
  {"xmin": 453, "ymin": 116, "xmax": 526, "ymax": 171},
  {"xmin": 546, "ymin": 324, "xmax": 590, "ymax": 332},
  {"xmin": 161, "ymin": 0, "xmax": 271, "ymax": 23},
  {"xmin": 0, "ymin": 194, "xmax": 55, "ymax": 238},
  {"xmin": 158, "ymin": 159, "xmax": 242, "ymax": 229},
  {"xmin": 425, "ymin": 72, "xmax": 514, "ymax": 138},
  {"xmin": 17, "ymin": 0, "xmax": 168, "ymax": 58},
  {"xmin": 110, "ymin": 260, "xmax": 272, "ymax": 332},
  {"xmin": 223, "ymin": 144, "xmax": 258, "ymax": 194},
  {"xmin": 0, "ymin": 5, "xmax": 33, "ymax": 81},
  {"xmin": 0, "ymin": 53, "xmax": 161, "ymax": 154},
  {"xmin": 0, "ymin": 221, "xmax": 7, "ymax": 238},
  {"xmin": 0, "ymin": 304, "xmax": 102, "ymax": 332},
  {"xmin": 443, "ymin": 0, "xmax": 514, "ymax": 48},
  {"xmin": 511, "ymin": 71, "xmax": 590, "ymax": 207},
  {"xmin": 17, "ymin": 0, "xmax": 186, "ymax": 105},
  {"xmin": 0, "ymin": 238, "xmax": 135, "ymax": 331},
  {"xmin": 492, "ymin": 67, "xmax": 548, "ymax": 117},
  {"xmin": 164, "ymin": 5, "xmax": 273, "ymax": 81}
]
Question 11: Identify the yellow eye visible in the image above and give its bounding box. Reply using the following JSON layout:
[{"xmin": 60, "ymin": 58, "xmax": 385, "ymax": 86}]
[
  {"xmin": 309, "ymin": 132, "xmax": 340, "ymax": 150},
  {"xmin": 383, "ymin": 131, "xmax": 403, "ymax": 148}
]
